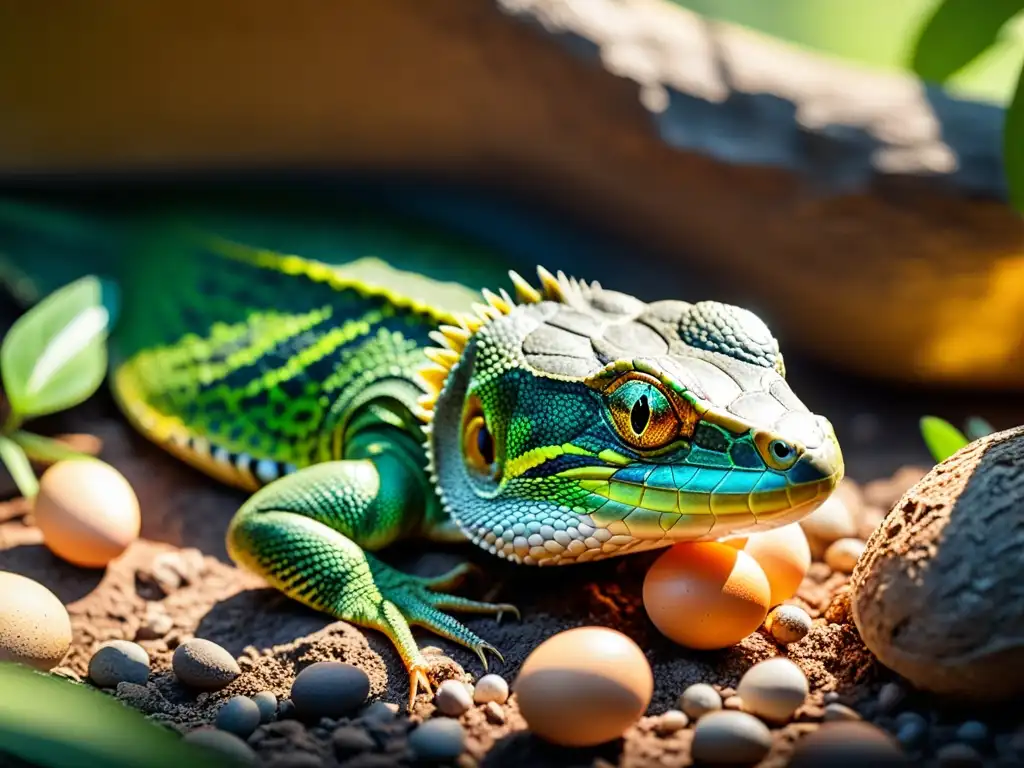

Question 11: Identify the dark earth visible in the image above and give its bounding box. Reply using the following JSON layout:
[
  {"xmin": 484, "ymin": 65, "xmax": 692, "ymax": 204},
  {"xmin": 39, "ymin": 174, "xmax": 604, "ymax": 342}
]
[{"xmin": 3, "ymin": 305, "xmax": 1024, "ymax": 768}]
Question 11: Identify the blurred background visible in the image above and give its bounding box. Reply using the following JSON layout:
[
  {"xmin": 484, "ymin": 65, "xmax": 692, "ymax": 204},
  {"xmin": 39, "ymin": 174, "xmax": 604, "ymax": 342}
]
[{"xmin": 2, "ymin": 0, "xmax": 1024, "ymax": 479}]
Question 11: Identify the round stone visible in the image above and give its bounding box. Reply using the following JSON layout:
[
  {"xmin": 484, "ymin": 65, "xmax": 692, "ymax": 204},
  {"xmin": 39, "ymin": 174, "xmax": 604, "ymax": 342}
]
[
  {"xmin": 434, "ymin": 679, "xmax": 473, "ymax": 716},
  {"xmin": 182, "ymin": 728, "xmax": 258, "ymax": 765},
  {"xmin": 823, "ymin": 703, "xmax": 861, "ymax": 722},
  {"xmin": 691, "ymin": 710, "xmax": 772, "ymax": 764},
  {"xmin": 215, "ymin": 695, "xmax": 262, "ymax": 739},
  {"xmin": 408, "ymin": 717, "xmax": 466, "ymax": 761},
  {"xmin": 765, "ymin": 605, "xmax": 812, "ymax": 646},
  {"xmin": 290, "ymin": 662, "xmax": 370, "ymax": 720},
  {"xmin": 825, "ymin": 538, "xmax": 866, "ymax": 574},
  {"xmin": 654, "ymin": 709, "xmax": 689, "ymax": 735},
  {"xmin": 172, "ymin": 638, "xmax": 240, "ymax": 691},
  {"xmin": 87, "ymin": 640, "xmax": 150, "ymax": 688},
  {"xmin": 788, "ymin": 721, "xmax": 909, "ymax": 767},
  {"xmin": 252, "ymin": 691, "xmax": 278, "ymax": 723},
  {"xmin": 936, "ymin": 742, "xmax": 984, "ymax": 767},
  {"xmin": 678, "ymin": 683, "xmax": 722, "ymax": 720},
  {"xmin": 736, "ymin": 657, "xmax": 809, "ymax": 724},
  {"xmin": 473, "ymin": 674, "xmax": 509, "ymax": 705}
]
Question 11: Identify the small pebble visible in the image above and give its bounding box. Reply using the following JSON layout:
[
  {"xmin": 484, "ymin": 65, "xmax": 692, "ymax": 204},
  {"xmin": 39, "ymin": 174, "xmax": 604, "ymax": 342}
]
[
  {"xmin": 183, "ymin": 728, "xmax": 259, "ymax": 765},
  {"xmin": 823, "ymin": 692, "xmax": 840, "ymax": 704},
  {"xmin": 679, "ymin": 683, "xmax": 722, "ymax": 720},
  {"xmin": 172, "ymin": 638, "xmax": 241, "ymax": 691},
  {"xmin": 361, "ymin": 701, "xmax": 398, "ymax": 723},
  {"xmin": 434, "ymin": 679, "xmax": 473, "ymax": 716},
  {"xmin": 291, "ymin": 662, "xmax": 370, "ymax": 720},
  {"xmin": 691, "ymin": 710, "xmax": 772, "ymax": 764},
  {"xmin": 472, "ymin": 674, "xmax": 509, "ymax": 705},
  {"xmin": 765, "ymin": 604, "xmax": 812, "ymax": 645},
  {"xmin": 876, "ymin": 682, "xmax": 905, "ymax": 714},
  {"xmin": 789, "ymin": 721, "xmax": 909, "ymax": 767},
  {"xmin": 135, "ymin": 610, "xmax": 173, "ymax": 641},
  {"xmin": 216, "ymin": 696, "xmax": 262, "ymax": 739},
  {"xmin": 654, "ymin": 709, "xmax": 689, "ymax": 735},
  {"xmin": 936, "ymin": 742, "xmax": 984, "ymax": 767},
  {"xmin": 723, "ymin": 695, "xmax": 744, "ymax": 711},
  {"xmin": 736, "ymin": 657, "xmax": 808, "ymax": 724},
  {"xmin": 331, "ymin": 725, "xmax": 376, "ymax": 758},
  {"xmin": 824, "ymin": 703, "xmax": 862, "ymax": 722},
  {"xmin": 799, "ymin": 495, "xmax": 858, "ymax": 545},
  {"xmin": 955, "ymin": 720, "xmax": 988, "ymax": 748},
  {"xmin": 408, "ymin": 718, "xmax": 467, "ymax": 761},
  {"xmin": 484, "ymin": 701, "xmax": 506, "ymax": 725},
  {"xmin": 87, "ymin": 640, "xmax": 150, "ymax": 687},
  {"xmin": 277, "ymin": 699, "xmax": 297, "ymax": 720},
  {"xmin": 252, "ymin": 691, "xmax": 278, "ymax": 723},
  {"xmin": 824, "ymin": 538, "xmax": 866, "ymax": 574},
  {"xmin": 895, "ymin": 714, "xmax": 928, "ymax": 751}
]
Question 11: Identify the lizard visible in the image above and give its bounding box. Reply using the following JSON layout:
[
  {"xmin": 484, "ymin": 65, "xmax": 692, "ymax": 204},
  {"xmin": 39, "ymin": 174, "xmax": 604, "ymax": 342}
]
[{"xmin": 0, "ymin": 199, "xmax": 844, "ymax": 709}]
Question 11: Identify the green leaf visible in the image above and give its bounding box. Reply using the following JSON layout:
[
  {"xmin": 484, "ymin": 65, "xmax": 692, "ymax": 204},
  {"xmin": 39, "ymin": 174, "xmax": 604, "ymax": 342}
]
[
  {"xmin": 910, "ymin": 0, "xmax": 1024, "ymax": 83},
  {"xmin": 0, "ymin": 662, "xmax": 231, "ymax": 768},
  {"xmin": 920, "ymin": 416, "xmax": 971, "ymax": 463},
  {"xmin": 965, "ymin": 416, "xmax": 996, "ymax": 441},
  {"xmin": 1007, "ymin": 59, "xmax": 1024, "ymax": 213},
  {"xmin": 0, "ymin": 434, "xmax": 39, "ymax": 499},
  {"xmin": 0, "ymin": 276, "xmax": 117, "ymax": 422}
]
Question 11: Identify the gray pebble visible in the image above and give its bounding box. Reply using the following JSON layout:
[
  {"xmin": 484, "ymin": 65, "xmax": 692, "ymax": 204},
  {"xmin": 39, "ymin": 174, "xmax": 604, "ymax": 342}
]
[
  {"xmin": 434, "ymin": 679, "xmax": 473, "ymax": 716},
  {"xmin": 216, "ymin": 695, "xmax": 262, "ymax": 739},
  {"xmin": 936, "ymin": 742, "xmax": 984, "ymax": 767},
  {"xmin": 691, "ymin": 710, "xmax": 772, "ymax": 764},
  {"xmin": 291, "ymin": 662, "xmax": 370, "ymax": 720},
  {"xmin": 172, "ymin": 638, "xmax": 240, "ymax": 691},
  {"xmin": 895, "ymin": 715, "xmax": 928, "ymax": 751},
  {"xmin": 332, "ymin": 724, "xmax": 376, "ymax": 758},
  {"xmin": 183, "ymin": 728, "xmax": 258, "ymax": 765},
  {"xmin": 824, "ymin": 703, "xmax": 862, "ymax": 722},
  {"xmin": 473, "ymin": 674, "xmax": 509, "ymax": 705},
  {"xmin": 678, "ymin": 683, "xmax": 722, "ymax": 720},
  {"xmin": 955, "ymin": 720, "xmax": 988, "ymax": 748},
  {"xmin": 823, "ymin": 692, "xmax": 841, "ymax": 704},
  {"xmin": 409, "ymin": 718, "xmax": 466, "ymax": 762},
  {"xmin": 876, "ymin": 682, "xmax": 904, "ymax": 714},
  {"xmin": 88, "ymin": 640, "xmax": 150, "ymax": 688},
  {"xmin": 252, "ymin": 691, "xmax": 278, "ymax": 723},
  {"xmin": 361, "ymin": 701, "xmax": 398, "ymax": 723},
  {"xmin": 277, "ymin": 698, "xmax": 297, "ymax": 720}
]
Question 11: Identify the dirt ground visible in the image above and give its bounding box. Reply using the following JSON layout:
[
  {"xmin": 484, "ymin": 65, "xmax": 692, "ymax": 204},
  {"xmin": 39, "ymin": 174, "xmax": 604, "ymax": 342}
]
[{"xmin": 3, "ymin": 346, "xmax": 1024, "ymax": 767}]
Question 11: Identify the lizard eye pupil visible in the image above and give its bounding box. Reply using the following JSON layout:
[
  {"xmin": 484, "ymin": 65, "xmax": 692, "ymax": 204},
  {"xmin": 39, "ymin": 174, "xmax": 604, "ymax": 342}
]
[
  {"xmin": 477, "ymin": 423, "xmax": 495, "ymax": 466},
  {"xmin": 630, "ymin": 394, "xmax": 651, "ymax": 435}
]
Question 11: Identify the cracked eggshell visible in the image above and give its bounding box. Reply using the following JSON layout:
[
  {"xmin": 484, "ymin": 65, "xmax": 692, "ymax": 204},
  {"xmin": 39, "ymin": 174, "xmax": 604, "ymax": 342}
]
[{"xmin": 851, "ymin": 427, "xmax": 1024, "ymax": 701}]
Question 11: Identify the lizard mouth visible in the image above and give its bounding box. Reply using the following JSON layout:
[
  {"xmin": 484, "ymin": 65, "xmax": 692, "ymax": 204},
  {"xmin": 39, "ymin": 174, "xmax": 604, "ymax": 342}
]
[{"xmin": 571, "ymin": 431, "xmax": 844, "ymax": 545}]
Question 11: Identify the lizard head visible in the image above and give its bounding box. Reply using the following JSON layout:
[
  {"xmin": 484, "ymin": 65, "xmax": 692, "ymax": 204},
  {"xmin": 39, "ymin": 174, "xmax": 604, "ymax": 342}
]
[{"xmin": 417, "ymin": 267, "xmax": 843, "ymax": 566}]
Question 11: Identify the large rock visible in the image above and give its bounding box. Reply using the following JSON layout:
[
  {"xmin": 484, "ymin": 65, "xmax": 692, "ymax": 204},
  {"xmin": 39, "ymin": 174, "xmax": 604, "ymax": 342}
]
[
  {"xmin": 1, "ymin": 0, "xmax": 1020, "ymax": 389},
  {"xmin": 851, "ymin": 427, "xmax": 1024, "ymax": 701}
]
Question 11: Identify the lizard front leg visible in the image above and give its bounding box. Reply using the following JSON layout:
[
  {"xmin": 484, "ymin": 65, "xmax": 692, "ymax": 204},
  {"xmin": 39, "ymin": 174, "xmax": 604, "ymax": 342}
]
[{"xmin": 225, "ymin": 445, "xmax": 516, "ymax": 710}]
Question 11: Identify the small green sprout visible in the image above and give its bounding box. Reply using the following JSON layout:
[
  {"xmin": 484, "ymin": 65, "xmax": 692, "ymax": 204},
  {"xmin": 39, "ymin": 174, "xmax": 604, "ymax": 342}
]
[
  {"xmin": 0, "ymin": 276, "xmax": 118, "ymax": 499},
  {"xmin": 919, "ymin": 415, "xmax": 997, "ymax": 464}
]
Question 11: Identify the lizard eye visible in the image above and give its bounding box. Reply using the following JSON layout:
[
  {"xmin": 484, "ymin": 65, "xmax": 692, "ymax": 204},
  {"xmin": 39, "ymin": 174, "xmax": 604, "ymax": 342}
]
[
  {"xmin": 462, "ymin": 395, "xmax": 498, "ymax": 477},
  {"xmin": 605, "ymin": 376, "xmax": 693, "ymax": 451}
]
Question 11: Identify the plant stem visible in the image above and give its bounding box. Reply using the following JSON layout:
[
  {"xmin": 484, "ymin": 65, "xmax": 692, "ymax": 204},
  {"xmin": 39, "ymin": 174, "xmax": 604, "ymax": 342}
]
[
  {"xmin": 0, "ymin": 434, "xmax": 39, "ymax": 499},
  {"xmin": 11, "ymin": 430, "xmax": 95, "ymax": 465}
]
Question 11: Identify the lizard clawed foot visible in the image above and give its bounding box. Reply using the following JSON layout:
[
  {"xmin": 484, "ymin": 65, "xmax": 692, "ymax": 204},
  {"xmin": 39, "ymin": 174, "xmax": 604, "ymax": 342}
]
[{"xmin": 408, "ymin": 664, "xmax": 433, "ymax": 713}]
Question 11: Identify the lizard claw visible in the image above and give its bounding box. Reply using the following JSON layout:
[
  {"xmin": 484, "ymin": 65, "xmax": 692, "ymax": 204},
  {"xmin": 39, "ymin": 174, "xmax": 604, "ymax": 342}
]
[
  {"xmin": 473, "ymin": 641, "xmax": 505, "ymax": 670},
  {"xmin": 408, "ymin": 665, "xmax": 433, "ymax": 712}
]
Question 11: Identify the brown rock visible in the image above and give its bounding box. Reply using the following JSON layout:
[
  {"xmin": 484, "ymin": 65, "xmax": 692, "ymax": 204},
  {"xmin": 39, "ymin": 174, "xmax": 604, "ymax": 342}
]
[
  {"xmin": 851, "ymin": 428, "xmax": 1024, "ymax": 700},
  {"xmin": 1, "ymin": 0, "xmax": 1019, "ymax": 391}
]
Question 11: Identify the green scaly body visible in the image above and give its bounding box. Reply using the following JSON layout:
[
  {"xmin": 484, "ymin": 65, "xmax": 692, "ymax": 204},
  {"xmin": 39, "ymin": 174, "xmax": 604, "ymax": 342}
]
[{"xmin": 0, "ymin": 200, "xmax": 844, "ymax": 708}]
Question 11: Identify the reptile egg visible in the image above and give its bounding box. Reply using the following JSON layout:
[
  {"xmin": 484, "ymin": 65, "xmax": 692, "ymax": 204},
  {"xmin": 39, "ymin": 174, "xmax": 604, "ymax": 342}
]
[
  {"xmin": 0, "ymin": 571, "xmax": 73, "ymax": 671},
  {"xmin": 725, "ymin": 523, "xmax": 811, "ymax": 605},
  {"xmin": 643, "ymin": 542, "xmax": 771, "ymax": 650},
  {"xmin": 514, "ymin": 626, "xmax": 653, "ymax": 747},
  {"xmin": 33, "ymin": 458, "xmax": 141, "ymax": 569}
]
